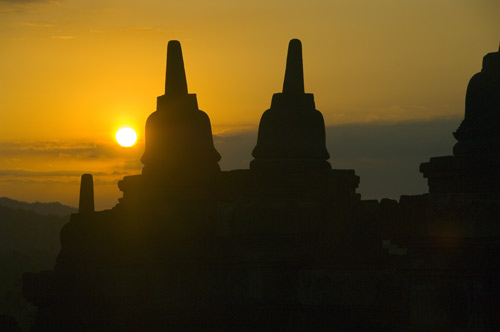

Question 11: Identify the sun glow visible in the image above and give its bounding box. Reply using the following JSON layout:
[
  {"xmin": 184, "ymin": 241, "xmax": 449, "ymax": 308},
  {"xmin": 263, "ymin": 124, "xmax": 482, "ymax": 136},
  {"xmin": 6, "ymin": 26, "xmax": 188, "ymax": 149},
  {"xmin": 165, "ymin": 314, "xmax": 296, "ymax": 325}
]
[{"xmin": 116, "ymin": 127, "xmax": 137, "ymax": 147}]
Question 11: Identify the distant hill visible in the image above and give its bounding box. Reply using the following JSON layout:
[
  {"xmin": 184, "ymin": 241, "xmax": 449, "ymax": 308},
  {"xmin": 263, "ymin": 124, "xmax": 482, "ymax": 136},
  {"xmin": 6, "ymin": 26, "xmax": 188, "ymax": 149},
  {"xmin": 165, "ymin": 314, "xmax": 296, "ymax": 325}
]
[
  {"xmin": 0, "ymin": 197, "xmax": 77, "ymax": 217},
  {"xmin": 0, "ymin": 201, "xmax": 70, "ymax": 331}
]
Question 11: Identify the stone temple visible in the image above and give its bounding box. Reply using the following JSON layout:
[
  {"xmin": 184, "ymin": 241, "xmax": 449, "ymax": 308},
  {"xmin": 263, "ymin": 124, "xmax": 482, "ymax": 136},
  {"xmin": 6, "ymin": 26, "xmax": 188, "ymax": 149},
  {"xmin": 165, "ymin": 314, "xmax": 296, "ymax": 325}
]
[{"xmin": 23, "ymin": 40, "xmax": 500, "ymax": 331}]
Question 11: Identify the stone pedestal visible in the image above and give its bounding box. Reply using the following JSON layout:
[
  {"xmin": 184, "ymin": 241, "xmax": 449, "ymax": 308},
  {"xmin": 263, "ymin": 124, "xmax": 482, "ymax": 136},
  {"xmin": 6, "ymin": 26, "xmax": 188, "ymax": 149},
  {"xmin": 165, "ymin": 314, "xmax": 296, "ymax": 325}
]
[{"xmin": 420, "ymin": 154, "xmax": 500, "ymax": 194}]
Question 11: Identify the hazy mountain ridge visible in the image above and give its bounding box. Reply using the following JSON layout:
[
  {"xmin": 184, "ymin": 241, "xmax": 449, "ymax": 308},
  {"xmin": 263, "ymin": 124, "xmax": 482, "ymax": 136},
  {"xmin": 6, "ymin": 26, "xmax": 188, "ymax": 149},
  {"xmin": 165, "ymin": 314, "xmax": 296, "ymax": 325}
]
[
  {"xmin": 0, "ymin": 197, "xmax": 77, "ymax": 217},
  {"xmin": 0, "ymin": 200, "xmax": 69, "ymax": 331}
]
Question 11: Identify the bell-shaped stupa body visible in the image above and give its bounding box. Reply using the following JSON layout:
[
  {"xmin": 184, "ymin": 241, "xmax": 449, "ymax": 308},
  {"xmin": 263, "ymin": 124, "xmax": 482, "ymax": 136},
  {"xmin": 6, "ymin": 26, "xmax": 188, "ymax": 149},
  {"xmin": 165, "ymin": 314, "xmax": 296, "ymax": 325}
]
[
  {"xmin": 420, "ymin": 43, "xmax": 500, "ymax": 193},
  {"xmin": 251, "ymin": 39, "xmax": 330, "ymax": 170},
  {"xmin": 141, "ymin": 41, "xmax": 221, "ymax": 181},
  {"xmin": 453, "ymin": 44, "xmax": 500, "ymax": 155}
]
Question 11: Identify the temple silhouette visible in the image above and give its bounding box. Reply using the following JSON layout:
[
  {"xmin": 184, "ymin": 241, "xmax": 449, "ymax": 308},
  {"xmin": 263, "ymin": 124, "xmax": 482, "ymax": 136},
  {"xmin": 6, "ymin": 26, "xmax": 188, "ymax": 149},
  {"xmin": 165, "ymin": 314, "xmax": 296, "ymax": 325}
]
[{"xmin": 23, "ymin": 40, "xmax": 500, "ymax": 331}]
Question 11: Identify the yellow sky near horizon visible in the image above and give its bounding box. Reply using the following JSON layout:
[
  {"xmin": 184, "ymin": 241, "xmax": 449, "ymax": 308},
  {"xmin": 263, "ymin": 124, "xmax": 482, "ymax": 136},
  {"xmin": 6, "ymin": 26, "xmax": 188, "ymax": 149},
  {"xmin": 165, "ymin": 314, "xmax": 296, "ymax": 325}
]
[{"xmin": 0, "ymin": 0, "xmax": 499, "ymax": 209}]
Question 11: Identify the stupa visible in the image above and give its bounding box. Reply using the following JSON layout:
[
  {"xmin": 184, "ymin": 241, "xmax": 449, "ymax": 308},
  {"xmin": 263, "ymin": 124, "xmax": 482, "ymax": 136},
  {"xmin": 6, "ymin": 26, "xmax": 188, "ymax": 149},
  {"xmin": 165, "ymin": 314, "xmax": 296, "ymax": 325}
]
[
  {"xmin": 421, "ymin": 45, "xmax": 500, "ymax": 194},
  {"xmin": 453, "ymin": 43, "xmax": 500, "ymax": 156},
  {"xmin": 140, "ymin": 40, "xmax": 220, "ymax": 181},
  {"xmin": 251, "ymin": 39, "xmax": 331, "ymax": 170},
  {"xmin": 118, "ymin": 40, "xmax": 221, "ymax": 205}
]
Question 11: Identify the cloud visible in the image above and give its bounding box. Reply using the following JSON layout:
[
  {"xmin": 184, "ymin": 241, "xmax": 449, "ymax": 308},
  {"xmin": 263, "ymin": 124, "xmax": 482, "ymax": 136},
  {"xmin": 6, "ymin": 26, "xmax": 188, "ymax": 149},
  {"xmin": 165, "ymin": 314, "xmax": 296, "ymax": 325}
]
[
  {"xmin": 325, "ymin": 117, "xmax": 460, "ymax": 159},
  {"xmin": 0, "ymin": 169, "xmax": 130, "ymax": 186},
  {"xmin": 50, "ymin": 35, "xmax": 74, "ymax": 40},
  {"xmin": 0, "ymin": 169, "xmax": 111, "ymax": 177},
  {"xmin": 214, "ymin": 116, "xmax": 462, "ymax": 200},
  {"xmin": 0, "ymin": 0, "xmax": 59, "ymax": 13},
  {"xmin": 0, "ymin": 0, "xmax": 57, "ymax": 3},
  {"xmin": 20, "ymin": 21, "xmax": 54, "ymax": 27},
  {"xmin": 325, "ymin": 117, "xmax": 461, "ymax": 199},
  {"xmin": 0, "ymin": 140, "xmax": 142, "ymax": 160},
  {"xmin": 0, "ymin": 117, "xmax": 463, "ymax": 201},
  {"xmin": 214, "ymin": 129, "xmax": 257, "ymax": 170},
  {"xmin": 0, "ymin": 140, "xmax": 142, "ymax": 189}
]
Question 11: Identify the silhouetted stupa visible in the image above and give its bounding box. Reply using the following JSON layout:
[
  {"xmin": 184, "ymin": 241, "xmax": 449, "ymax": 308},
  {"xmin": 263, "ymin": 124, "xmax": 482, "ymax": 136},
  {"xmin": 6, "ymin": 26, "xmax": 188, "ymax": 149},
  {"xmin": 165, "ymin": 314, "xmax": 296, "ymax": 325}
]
[
  {"xmin": 251, "ymin": 39, "xmax": 330, "ymax": 170},
  {"xmin": 421, "ymin": 44, "xmax": 500, "ymax": 194},
  {"xmin": 117, "ymin": 40, "xmax": 221, "ymax": 212},
  {"xmin": 141, "ymin": 40, "xmax": 220, "ymax": 181},
  {"xmin": 78, "ymin": 174, "xmax": 94, "ymax": 214},
  {"xmin": 454, "ymin": 43, "xmax": 500, "ymax": 156}
]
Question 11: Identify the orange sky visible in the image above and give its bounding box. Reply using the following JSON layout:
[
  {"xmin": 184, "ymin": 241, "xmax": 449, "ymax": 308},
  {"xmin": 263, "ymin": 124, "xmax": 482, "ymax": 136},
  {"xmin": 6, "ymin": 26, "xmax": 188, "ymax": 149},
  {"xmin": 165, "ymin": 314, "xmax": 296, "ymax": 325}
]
[{"xmin": 1, "ymin": 0, "xmax": 499, "ymax": 209}]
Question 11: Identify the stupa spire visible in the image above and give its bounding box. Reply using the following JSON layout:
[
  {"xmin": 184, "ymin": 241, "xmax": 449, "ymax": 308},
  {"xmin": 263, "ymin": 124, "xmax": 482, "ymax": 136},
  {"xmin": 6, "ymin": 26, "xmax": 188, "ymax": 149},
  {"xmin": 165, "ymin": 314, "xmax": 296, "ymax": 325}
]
[
  {"xmin": 164, "ymin": 40, "xmax": 188, "ymax": 96},
  {"xmin": 282, "ymin": 39, "xmax": 305, "ymax": 94},
  {"xmin": 78, "ymin": 174, "xmax": 94, "ymax": 214},
  {"xmin": 251, "ymin": 39, "xmax": 330, "ymax": 170},
  {"xmin": 141, "ymin": 40, "xmax": 221, "ymax": 178}
]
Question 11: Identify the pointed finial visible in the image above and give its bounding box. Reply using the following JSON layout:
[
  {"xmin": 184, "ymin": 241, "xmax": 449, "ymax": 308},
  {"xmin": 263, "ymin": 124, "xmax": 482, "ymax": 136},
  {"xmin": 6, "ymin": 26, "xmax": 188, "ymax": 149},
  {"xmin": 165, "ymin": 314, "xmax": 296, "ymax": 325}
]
[
  {"xmin": 282, "ymin": 39, "xmax": 305, "ymax": 94},
  {"xmin": 78, "ymin": 174, "xmax": 94, "ymax": 214},
  {"xmin": 165, "ymin": 40, "xmax": 188, "ymax": 96}
]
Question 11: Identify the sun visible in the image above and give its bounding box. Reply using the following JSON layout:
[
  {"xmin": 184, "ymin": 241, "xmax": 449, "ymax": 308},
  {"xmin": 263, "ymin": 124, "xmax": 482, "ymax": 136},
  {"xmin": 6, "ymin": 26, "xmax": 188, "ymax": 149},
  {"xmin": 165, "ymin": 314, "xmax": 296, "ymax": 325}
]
[{"xmin": 116, "ymin": 127, "xmax": 137, "ymax": 147}]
